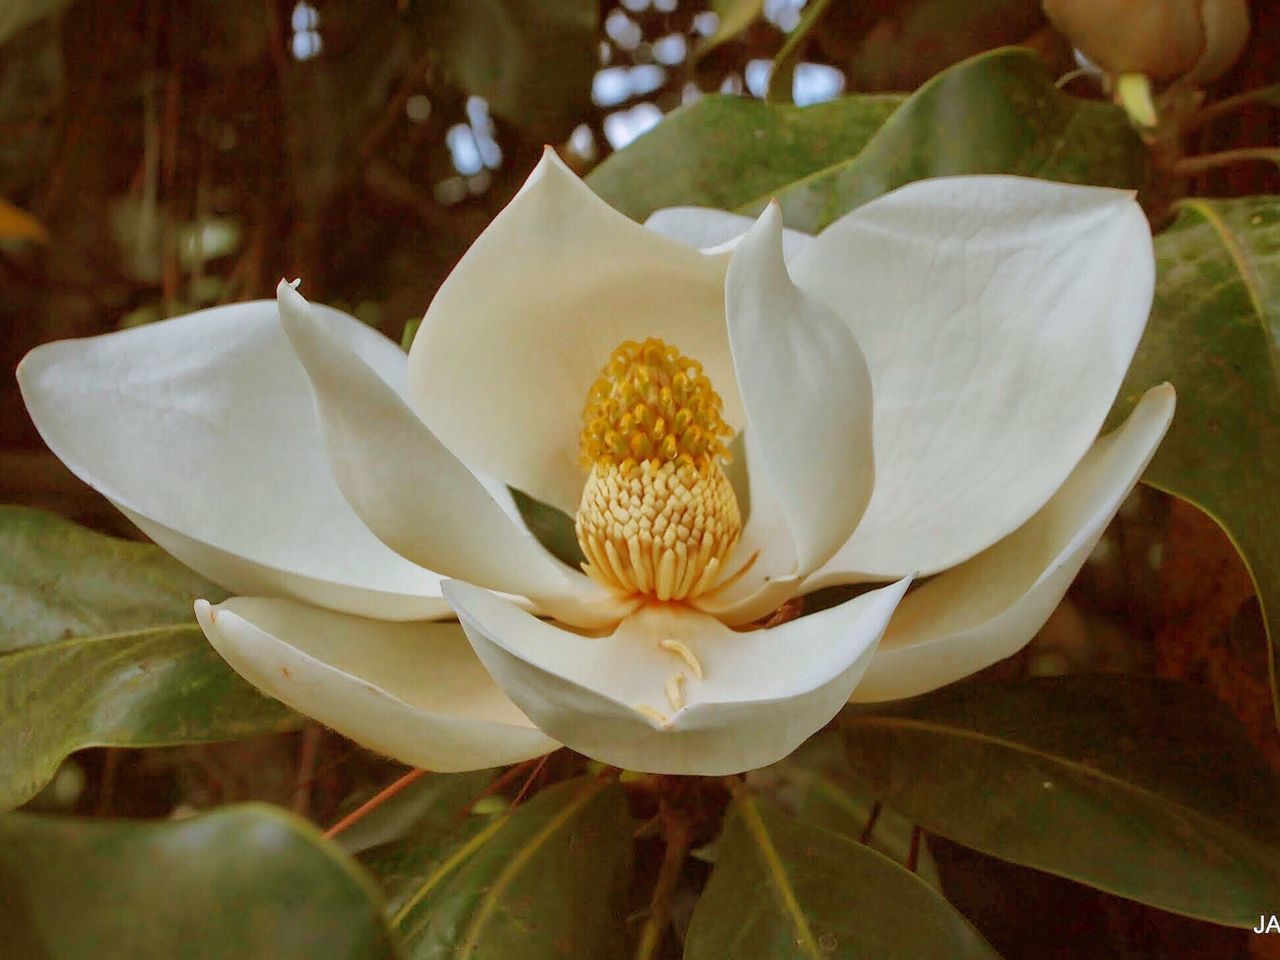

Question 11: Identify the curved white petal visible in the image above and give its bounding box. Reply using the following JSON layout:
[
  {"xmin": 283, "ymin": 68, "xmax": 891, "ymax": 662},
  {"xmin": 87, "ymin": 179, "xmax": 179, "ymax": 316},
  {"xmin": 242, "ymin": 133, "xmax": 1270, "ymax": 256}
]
[
  {"xmin": 18, "ymin": 300, "xmax": 448, "ymax": 620},
  {"xmin": 794, "ymin": 176, "xmax": 1155, "ymax": 583},
  {"xmin": 277, "ymin": 283, "xmax": 630, "ymax": 630},
  {"xmin": 852, "ymin": 383, "xmax": 1174, "ymax": 703},
  {"xmin": 195, "ymin": 597, "xmax": 557, "ymax": 771},
  {"xmin": 409, "ymin": 149, "xmax": 734, "ymax": 515},
  {"xmin": 645, "ymin": 207, "xmax": 812, "ymax": 259},
  {"xmin": 444, "ymin": 576, "xmax": 910, "ymax": 775},
  {"xmin": 726, "ymin": 204, "xmax": 875, "ymax": 575}
]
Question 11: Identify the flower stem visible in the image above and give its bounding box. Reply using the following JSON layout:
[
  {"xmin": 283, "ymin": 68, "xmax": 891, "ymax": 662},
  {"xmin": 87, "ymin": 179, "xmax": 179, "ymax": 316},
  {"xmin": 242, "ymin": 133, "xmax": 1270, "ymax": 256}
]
[
  {"xmin": 322, "ymin": 767, "xmax": 428, "ymax": 839},
  {"xmin": 634, "ymin": 810, "xmax": 693, "ymax": 960}
]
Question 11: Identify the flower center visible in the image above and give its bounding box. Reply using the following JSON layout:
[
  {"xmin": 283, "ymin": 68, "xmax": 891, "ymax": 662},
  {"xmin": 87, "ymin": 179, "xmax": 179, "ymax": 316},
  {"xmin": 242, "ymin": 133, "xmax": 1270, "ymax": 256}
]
[{"xmin": 575, "ymin": 338, "xmax": 741, "ymax": 602}]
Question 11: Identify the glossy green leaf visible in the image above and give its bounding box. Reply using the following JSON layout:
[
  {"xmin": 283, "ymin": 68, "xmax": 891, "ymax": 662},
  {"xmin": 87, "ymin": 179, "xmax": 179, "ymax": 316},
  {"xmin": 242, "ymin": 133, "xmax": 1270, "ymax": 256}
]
[
  {"xmin": 338, "ymin": 769, "xmax": 495, "ymax": 856},
  {"xmin": 0, "ymin": 804, "xmax": 396, "ymax": 959},
  {"xmin": 768, "ymin": 47, "xmax": 1144, "ymax": 231},
  {"xmin": 427, "ymin": 0, "xmax": 597, "ymax": 138},
  {"xmin": 587, "ymin": 93, "xmax": 903, "ymax": 222},
  {"xmin": 764, "ymin": 0, "xmax": 834, "ymax": 104},
  {"xmin": 751, "ymin": 732, "xmax": 941, "ymax": 889},
  {"xmin": 0, "ymin": 506, "xmax": 297, "ymax": 811},
  {"xmin": 367, "ymin": 776, "xmax": 633, "ymax": 959},
  {"xmin": 697, "ymin": 0, "xmax": 765, "ymax": 56},
  {"xmin": 1110, "ymin": 196, "xmax": 1280, "ymax": 732},
  {"xmin": 685, "ymin": 792, "xmax": 999, "ymax": 959},
  {"xmin": 841, "ymin": 676, "xmax": 1280, "ymax": 928}
]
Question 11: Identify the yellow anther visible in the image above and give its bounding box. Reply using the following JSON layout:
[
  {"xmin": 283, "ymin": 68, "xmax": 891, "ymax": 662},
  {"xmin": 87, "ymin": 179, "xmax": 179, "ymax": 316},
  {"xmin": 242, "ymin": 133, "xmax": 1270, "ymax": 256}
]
[{"xmin": 576, "ymin": 338, "xmax": 741, "ymax": 602}]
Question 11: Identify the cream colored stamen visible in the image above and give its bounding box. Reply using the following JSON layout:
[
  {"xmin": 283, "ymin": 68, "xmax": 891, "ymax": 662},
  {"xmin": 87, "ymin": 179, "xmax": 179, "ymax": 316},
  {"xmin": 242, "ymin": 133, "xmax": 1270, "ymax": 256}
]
[
  {"xmin": 665, "ymin": 672, "xmax": 687, "ymax": 712},
  {"xmin": 658, "ymin": 638, "xmax": 704, "ymax": 679},
  {"xmin": 634, "ymin": 704, "xmax": 670, "ymax": 726}
]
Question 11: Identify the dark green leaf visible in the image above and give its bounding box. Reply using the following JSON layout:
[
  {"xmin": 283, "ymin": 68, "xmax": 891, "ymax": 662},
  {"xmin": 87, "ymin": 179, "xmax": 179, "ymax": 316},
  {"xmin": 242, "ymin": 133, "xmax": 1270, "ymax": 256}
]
[
  {"xmin": 751, "ymin": 732, "xmax": 941, "ymax": 889},
  {"xmin": 427, "ymin": 0, "xmax": 598, "ymax": 138},
  {"xmin": 0, "ymin": 804, "xmax": 397, "ymax": 959},
  {"xmin": 841, "ymin": 676, "xmax": 1280, "ymax": 928},
  {"xmin": 0, "ymin": 507, "xmax": 297, "ymax": 811},
  {"xmin": 337, "ymin": 769, "xmax": 495, "ymax": 856},
  {"xmin": 510, "ymin": 488, "xmax": 584, "ymax": 569},
  {"xmin": 685, "ymin": 792, "xmax": 999, "ymax": 959},
  {"xmin": 764, "ymin": 0, "xmax": 834, "ymax": 104},
  {"xmin": 697, "ymin": 0, "xmax": 765, "ymax": 56},
  {"xmin": 768, "ymin": 47, "xmax": 1145, "ymax": 232},
  {"xmin": 1110, "ymin": 196, "xmax": 1280, "ymax": 733},
  {"xmin": 0, "ymin": 505, "xmax": 225, "ymax": 652},
  {"xmin": 587, "ymin": 93, "xmax": 903, "ymax": 222},
  {"xmin": 368, "ymin": 776, "xmax": 633, "ymax": 959}
]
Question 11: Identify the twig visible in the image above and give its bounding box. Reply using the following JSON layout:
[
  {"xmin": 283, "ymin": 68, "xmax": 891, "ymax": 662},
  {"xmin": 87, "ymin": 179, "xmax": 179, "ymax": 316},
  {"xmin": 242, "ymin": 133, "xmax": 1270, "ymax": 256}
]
[
  {"xmin": 322, "ymin": 767, "xmax": 428, "ymax": 839},
  {"xmin": 858, "ymin": 800, "xmax": 882, "ymax": 845},
  {"xmin": 1171, "ymin": 147, "xmax": 1280, "ymax": 177},
  {"xmin": 1182, "ymin": 85, "xmax": 1280, "ymax": 134},
  {"xmin": 453, "ymin": 757, "xmax": 540, "ymax": 822},
  {"xmin": 96, "ymin": 749, "xmax": 121, "ymax": 816},
  {"xmin": 905, "ymin": 825, "xmax": 922, "ymax": 873},
  {"xmin": 291, "ymin": 724, "xmax": 322, "ymax": 816},
  {"xmin": 634, "ymin": 809, "xmax": 693, "ymax": 960},
  {"xmin": 511, "ymin": 753, "xmax": 552, "ymax": 807}
]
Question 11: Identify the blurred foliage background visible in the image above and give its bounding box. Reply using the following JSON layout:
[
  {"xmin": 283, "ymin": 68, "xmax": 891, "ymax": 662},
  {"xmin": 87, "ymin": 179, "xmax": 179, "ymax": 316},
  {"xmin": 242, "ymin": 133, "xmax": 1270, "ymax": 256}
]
[{"xmin": 2, "ymin": 2, "xmax": 1279, "ymax": 958}]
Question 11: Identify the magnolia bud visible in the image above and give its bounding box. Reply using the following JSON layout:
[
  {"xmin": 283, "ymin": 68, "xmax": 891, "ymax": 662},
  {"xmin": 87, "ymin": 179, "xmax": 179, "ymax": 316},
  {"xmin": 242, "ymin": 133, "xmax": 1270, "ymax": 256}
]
[{"xmin": 1042, "ymin": 0, "xmax": 1250, "ymax": 85}]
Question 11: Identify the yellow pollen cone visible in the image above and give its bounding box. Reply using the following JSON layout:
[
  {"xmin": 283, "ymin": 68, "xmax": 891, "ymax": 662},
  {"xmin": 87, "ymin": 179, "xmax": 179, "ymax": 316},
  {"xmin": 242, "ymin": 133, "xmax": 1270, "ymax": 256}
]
[{"xmin": 575, "ymin": 338, "xmax": 741, "ymax": 602}]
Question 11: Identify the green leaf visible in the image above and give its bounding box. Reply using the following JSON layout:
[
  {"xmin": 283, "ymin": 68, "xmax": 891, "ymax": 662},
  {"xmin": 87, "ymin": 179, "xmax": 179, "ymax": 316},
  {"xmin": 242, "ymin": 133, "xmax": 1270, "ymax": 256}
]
[
  {"xmin": 1111, "ymin": 196, "xmax": 1280, "ymax": 733},
  {"xmin": 768, "ymin": 47, "xmax": 1145, "ymax": 232},
  {"xmin": 764, "ymin": 0, "xmax": 834, "ymax": 104},
  {"xmin": 0, "ymin": 506, "xmax": 297, "ymax": 810},
  {"xmin": 510, "ymin": 488, "xmax": 584, "ymax": 568},
  {"xmin": 841, "ymin": 676, "xmax": 1280, "ymax": 928},
  {"xmin": 367, "ymin": 775, "xmax": 633, "ymax": 959},
  {"xmin": 0, "ymin": 804, "xmax": 397, "ymax": 959},
  {"xmin": 427, "ymin": 0, "xmax": 597, "ymax": 138},
  {"xmin": 337, "ymin": 769, "xmax": 495, "ymax": 856},
  {"xmin": 685, "ymin": 792, "xmax": 999, "ymax": 959},
  {"xmin": 751, "ymin": 732, "xmax": 942, "ymax": 889},
  {"xmin": 697, "ymin": 0, "xmax": 765, "ymax": 56},
  {"xmin": 587, "ymin": 93, "xmax": 903, "ymax": 223}
]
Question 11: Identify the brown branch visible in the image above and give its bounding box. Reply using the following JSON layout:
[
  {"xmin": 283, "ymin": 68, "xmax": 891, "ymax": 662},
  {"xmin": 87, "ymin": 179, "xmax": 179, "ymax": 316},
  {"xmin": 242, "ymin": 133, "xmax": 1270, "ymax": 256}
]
[{"xmin": 1171, "ymin": 147, "xmax": 1280, "ymax": 177}]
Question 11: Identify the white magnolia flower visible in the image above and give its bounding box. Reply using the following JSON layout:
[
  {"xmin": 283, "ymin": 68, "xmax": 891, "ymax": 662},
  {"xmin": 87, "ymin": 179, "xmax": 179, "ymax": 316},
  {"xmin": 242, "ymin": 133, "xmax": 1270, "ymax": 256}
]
[{"xmin": 18, "ymin": 150, "xmax": 1174, "ymax": 775}]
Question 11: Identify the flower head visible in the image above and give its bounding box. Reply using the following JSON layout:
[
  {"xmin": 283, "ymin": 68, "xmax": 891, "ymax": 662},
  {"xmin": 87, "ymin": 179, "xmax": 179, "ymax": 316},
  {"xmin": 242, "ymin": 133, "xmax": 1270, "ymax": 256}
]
[{"xmin": 17, "ymin": 150, "xmax": 1174, "ymax": 776}]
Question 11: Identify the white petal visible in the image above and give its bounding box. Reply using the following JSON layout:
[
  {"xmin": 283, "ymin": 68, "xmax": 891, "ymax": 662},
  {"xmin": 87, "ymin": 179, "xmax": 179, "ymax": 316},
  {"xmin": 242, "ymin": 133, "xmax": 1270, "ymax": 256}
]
[
  {"xmin": 18, "ymin": 300, "xmax": 448, "ymax": 620},
  {"xmin": 277, "ymin": 283, "xmax": 629, "ymax": 629},
  {"xmin": 443, "ymin": 576, "xmax": 910, "ymax": 775},
  {"xmin": 794, "ymin": 176, "xmax": 1155, "ymax": 583},
  {"xmin": 852, "ymin": 384, "xmax": 1174, "ymax": 703},
  {"xmin": 725, "ymin": 204, "xmax": 875, "ymax": 574},
  {"xmin": 645, "ymin": 207, "xmax": 812, "ymax": 259},
  {"xmin": 195, "ymin": 597, "xmax": 557, "ymax": 771},
  {"xmin": 409, "ymin": 149, "xmax": 734, "ymax": 515}
]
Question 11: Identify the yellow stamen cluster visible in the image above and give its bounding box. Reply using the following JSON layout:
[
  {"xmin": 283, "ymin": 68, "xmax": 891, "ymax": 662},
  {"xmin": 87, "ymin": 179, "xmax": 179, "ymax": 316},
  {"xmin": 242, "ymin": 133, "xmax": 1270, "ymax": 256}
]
[
  {"xmin": 575, "ymin": 338, "xmax": 741, "ymax": 602},
  {"xmin": 580, "ymin": 338, "xmax": 731, "ymax": 475}
]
